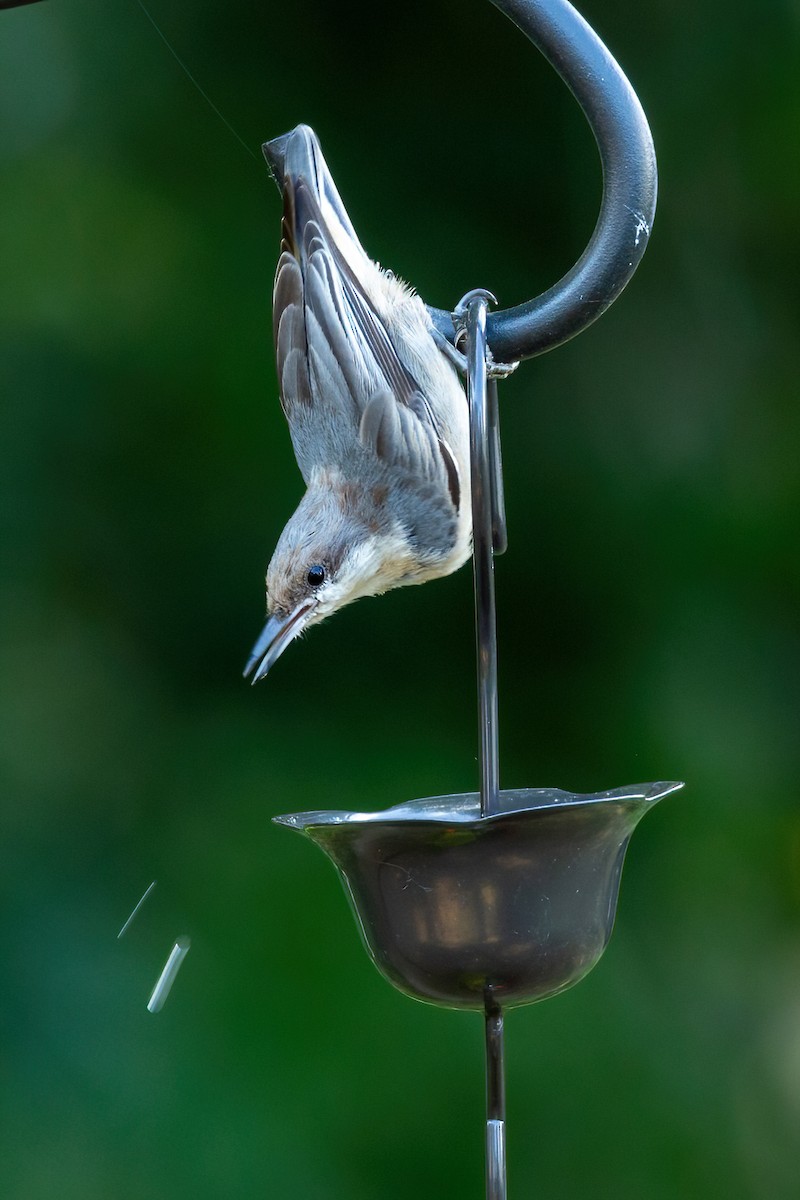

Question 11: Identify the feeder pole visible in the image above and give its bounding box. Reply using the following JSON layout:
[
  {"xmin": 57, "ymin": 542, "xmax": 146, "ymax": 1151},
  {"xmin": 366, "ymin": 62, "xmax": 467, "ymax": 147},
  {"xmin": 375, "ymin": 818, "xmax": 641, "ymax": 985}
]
[{"xmin": 485, "ymin": 996, "xmax": 507, "ymax": 1200}]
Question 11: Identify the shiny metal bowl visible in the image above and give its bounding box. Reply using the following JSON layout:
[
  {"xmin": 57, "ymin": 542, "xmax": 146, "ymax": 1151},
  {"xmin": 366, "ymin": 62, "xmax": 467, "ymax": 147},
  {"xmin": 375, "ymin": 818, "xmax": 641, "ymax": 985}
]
[{"xmin": 275, "ymin": 782, "xmax": 681, "ymax": 1010}]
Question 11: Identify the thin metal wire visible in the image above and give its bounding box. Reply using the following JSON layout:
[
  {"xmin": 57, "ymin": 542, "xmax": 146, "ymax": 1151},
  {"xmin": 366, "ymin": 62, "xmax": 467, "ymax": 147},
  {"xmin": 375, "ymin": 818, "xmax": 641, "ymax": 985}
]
[{"xmin": 135, "ymin": 0, "xmax": 258, "ymax": 163}]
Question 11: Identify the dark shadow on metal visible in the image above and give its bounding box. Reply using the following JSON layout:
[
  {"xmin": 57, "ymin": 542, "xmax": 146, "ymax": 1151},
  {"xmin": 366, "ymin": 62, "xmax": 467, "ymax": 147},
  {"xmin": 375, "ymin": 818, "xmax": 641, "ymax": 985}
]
[
  {"xmin": 0, "ymin": 1, "xmax": 48, "ymax": 9},
  {"xmin": 429, "ymin": 0, "xmax": 658, "ymax": 364}
]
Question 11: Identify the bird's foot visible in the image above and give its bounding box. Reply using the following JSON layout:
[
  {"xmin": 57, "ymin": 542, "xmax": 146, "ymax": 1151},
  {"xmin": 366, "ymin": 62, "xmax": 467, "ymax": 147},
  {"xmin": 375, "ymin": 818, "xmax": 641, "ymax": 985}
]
[
  {"xmin": 485, "ymin": 349, "xmax": 519, "ymax": 379},
  {"xmin": 450, "ymin": 289, "xmax": 520, "ymax": 379}
]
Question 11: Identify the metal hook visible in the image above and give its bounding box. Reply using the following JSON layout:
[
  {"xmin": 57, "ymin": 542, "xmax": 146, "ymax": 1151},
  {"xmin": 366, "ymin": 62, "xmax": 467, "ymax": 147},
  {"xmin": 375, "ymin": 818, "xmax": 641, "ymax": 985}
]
[
  {"xmin": 430, "ymin": 0, "xmax": 658, "ymax": 364},
  {"xmin": 455, "ymin": 290, "xmax": 509, "ymax": 556}
]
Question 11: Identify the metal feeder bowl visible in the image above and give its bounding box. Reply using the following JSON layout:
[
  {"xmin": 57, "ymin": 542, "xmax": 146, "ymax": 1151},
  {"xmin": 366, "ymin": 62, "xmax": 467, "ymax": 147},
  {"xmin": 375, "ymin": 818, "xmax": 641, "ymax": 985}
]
[{"xmin": 276, "ymin": 782, "xmax": 681, "ymax": 1010}]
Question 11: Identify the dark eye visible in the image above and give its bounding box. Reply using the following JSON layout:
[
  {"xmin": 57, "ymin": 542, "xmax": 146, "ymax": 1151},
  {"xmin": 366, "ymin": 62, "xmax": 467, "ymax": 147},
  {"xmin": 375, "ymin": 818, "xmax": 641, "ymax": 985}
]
[{"xmin": 307, "ymin": 564, "xmax": 326, "ymax": 587}]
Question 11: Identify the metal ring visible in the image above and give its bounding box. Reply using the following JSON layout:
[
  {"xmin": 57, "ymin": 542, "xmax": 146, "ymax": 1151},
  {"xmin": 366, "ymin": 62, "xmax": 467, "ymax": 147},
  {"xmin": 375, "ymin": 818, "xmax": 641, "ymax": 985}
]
[{"xmin": 429, "ymin": 0, "xmax": 658, "ymax": 364}]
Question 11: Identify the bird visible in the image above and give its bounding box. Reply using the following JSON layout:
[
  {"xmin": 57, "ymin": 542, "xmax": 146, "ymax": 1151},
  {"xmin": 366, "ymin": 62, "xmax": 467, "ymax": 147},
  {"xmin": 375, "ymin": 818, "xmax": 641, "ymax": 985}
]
[{"xmin": 244, "ymin": 125, "xmax": 472, "ymax": 683}]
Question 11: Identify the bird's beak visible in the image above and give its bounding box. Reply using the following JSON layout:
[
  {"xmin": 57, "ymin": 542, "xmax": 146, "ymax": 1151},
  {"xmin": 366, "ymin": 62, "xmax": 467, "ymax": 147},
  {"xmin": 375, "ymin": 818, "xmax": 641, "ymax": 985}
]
[{"xmin": 243, "ymin": 601, "xmax": 316, "ymax": 683}]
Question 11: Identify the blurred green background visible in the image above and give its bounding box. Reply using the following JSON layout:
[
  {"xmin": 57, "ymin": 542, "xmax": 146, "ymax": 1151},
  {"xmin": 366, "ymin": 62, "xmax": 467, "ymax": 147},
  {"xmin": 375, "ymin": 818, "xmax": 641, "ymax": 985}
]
[{"xmin": 1, "ymin": 0, "xmax": 799, "ymax": 1196}]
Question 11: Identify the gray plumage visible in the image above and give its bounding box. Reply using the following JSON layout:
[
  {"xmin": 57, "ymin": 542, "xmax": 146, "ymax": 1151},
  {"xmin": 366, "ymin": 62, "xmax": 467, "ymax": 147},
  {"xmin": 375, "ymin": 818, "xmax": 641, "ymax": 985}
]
[{"xmin": 245, "ymin": 125, "xmax": 471, "ymax": 682}]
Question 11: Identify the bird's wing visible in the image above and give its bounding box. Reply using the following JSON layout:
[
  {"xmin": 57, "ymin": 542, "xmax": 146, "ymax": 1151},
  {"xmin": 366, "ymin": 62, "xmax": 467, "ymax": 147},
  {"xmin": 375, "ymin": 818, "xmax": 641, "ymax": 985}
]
[{"xmin": 272, "ymin": 130, "xmax": 460, "ymax": 508}]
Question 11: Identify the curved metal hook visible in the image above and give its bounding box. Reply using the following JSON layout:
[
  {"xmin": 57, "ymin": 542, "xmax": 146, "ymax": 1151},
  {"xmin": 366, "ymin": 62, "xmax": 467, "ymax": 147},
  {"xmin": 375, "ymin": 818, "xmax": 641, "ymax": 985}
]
[{"xmin": 429, "ymin": 0, "xmax": 658, "ymax": 364}]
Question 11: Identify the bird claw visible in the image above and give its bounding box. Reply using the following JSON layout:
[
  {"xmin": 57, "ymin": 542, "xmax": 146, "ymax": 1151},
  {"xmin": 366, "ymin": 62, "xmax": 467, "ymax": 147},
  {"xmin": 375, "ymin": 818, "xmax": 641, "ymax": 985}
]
[
  {"xmin": 449, "ymin": 290, "xmax": 520, "ymax": 380},
  {"xmin": 485, "ymin": 349, "xmax": 519, "ymax": 380},
  {"xmin": 432, "ymin": 324, "xmax": 518, "ymax": 380}
]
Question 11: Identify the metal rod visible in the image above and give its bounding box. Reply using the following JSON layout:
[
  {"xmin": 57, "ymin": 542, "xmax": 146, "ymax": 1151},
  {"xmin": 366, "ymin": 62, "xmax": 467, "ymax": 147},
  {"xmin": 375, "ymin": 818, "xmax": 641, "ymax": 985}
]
[
  {"xmin": 485, "ymin": 998, "xmax": 507, "ymax": 1200},
  {"xmin": 428, "ymin": 0, "xmax": 657, "ymax": 364},
  {"xmin": 464, "ymin": 294, "xmax": 501, "ymax": 818},
  {"xmin": 463, "ymin": 297, "xmax": 508, "ymax": 1191}
]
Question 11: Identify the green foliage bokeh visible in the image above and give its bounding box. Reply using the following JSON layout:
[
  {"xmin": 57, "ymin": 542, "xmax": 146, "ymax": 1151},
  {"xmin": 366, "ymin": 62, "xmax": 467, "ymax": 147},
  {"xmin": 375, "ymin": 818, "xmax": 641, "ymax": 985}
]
[{"xmin": 1, "ymin": 1, "xmax": 799, "ymax": 1196}]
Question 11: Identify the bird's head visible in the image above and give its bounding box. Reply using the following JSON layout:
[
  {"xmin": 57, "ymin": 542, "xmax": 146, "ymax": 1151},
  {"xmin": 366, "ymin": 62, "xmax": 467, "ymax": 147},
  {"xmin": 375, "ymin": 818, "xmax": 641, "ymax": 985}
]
[{"xmin": 244, "ymin": 482, "xmax": 414, "ymax": 682}]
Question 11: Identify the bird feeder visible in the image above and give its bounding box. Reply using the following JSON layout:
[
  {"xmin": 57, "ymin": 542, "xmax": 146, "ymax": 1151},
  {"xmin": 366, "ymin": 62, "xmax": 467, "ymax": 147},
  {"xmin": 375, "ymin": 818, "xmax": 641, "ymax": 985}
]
[{"xmin": 270, "ymin": 2, "xmax": 680, "ymax": 1196}]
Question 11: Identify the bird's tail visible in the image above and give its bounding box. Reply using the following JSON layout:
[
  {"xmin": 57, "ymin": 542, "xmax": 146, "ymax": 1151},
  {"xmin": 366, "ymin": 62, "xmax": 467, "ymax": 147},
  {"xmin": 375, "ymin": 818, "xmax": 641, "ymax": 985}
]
[{"xmin": 263, "ymin": 125, "xmax": 369, "ymax": 283}]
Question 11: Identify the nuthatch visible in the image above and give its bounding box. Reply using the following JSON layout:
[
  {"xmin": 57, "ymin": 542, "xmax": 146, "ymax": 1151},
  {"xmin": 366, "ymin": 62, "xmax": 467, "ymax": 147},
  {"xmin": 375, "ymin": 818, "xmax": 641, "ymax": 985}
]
[{"xmin": 244, "ymin": 125, "xmax": 471, "ymax": 682}]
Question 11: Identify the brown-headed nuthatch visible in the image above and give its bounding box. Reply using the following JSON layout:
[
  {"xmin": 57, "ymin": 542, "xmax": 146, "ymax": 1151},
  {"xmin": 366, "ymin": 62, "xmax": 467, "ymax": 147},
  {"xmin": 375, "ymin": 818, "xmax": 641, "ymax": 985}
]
[{"xmin": 244, "ymin": 126, "xmax": 471, "ymax": 682}]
